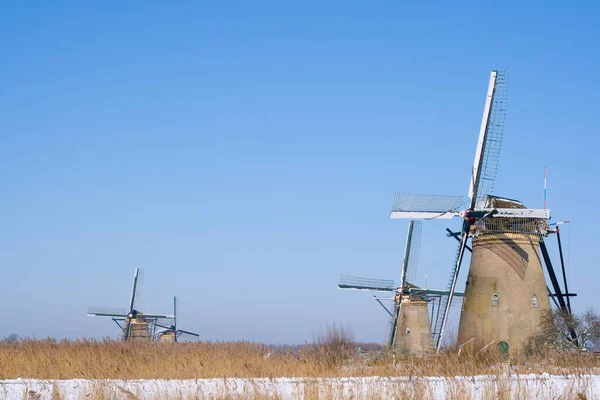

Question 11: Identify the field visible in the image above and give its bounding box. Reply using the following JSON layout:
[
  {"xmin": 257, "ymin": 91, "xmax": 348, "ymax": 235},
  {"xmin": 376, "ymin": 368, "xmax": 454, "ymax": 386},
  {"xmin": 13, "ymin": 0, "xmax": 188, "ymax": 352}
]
[
  {"xmin": 1, "ymin": 338, "xmax": 599, "ymax": 380},
  {"xmin": 1, "ymin": 339, "xmax": 600, "ymax": 399}
]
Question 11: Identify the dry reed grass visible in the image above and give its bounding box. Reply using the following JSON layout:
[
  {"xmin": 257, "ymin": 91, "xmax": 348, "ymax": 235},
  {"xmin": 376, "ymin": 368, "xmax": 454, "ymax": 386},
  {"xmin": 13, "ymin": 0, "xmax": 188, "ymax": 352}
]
[{"xmin": 1, "ymin": 338, "xmax": 600, "ymax": 380}]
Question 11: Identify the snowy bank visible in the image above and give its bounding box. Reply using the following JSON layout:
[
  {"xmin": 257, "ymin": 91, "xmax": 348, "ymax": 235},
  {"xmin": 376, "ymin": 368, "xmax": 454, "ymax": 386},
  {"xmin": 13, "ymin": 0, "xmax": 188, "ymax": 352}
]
[{"xmin": 1, "ymin": 373, "xmax": 599, "ymax": 399}]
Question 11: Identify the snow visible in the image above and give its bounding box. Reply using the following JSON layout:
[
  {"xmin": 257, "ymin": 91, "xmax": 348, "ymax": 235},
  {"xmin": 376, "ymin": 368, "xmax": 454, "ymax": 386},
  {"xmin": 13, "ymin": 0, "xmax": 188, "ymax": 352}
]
[{"xmin": 2, "ymin": 373, "xmax": 599, "ymax": 399}]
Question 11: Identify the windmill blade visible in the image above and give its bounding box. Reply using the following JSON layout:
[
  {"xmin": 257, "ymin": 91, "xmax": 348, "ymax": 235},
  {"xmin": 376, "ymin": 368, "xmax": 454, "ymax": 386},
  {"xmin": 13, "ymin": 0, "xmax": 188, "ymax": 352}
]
[
  {"xmin": 421, "ymin": 288, "xmax": 465, "ymax": 297},
  {"xmin": 338, "ymin": 275, "xmax": 395, "ymax": 292},
  {"xmin": 177, "ymin": 329, "xmax": 200, "ymax": 338},
  {"xmin": 403, "ymin": 221, "xmax": 422, "ymax": 284},
  {"xmin": 129, "ymin": 268, "xmax": 144, "ymax": 313},
  {"xmin": 468, "ymin": 70, "xmax": 508, "ymax": 207},
  {"xmin": 135, "ymin": 269, "xmax": 145, "ymax": 310},
  {"xmin": 390, "ymin": 193, "xmax": 465, "ymax": 220},
  {"xmin": 156, "ymin": 317, "xmax": 175, "ymax": 327},
  {"xmin": 139, "ymin": 313, "xmax": 175, "ymax": 319},
  {"xmin": 173, "ymin": 296, "xmax": 177, "ymax": 329},
  {"xmin": 399, "ymin": 221, "xmax": 413, "ymax": 288},
  {"xmin": 433, "ymin": 226, "xmax": 470, "ymax": 351},
  {"xmin": 87, "ymin": 307, "xmax": 128, "ymax": 318}
]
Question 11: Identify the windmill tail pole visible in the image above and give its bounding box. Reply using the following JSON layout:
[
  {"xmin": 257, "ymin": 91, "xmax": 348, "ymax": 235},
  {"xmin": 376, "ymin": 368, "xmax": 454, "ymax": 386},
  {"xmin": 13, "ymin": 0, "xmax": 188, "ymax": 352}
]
[
  {"xmin": 547, "ymin": 286, "xmax": 560, "ymax": 309},
  {"xmin": 374, "ymin": 296, "xmax": 394, "ymax": 318},
  {"xmin": 539, "ymin": 241, "xmax": 568, "ymax": 311},
  {"xmin": 540, "ymin": 240, "xmax": 578, "ymax": 346},
  {"xmin": 556, "ymin": 228, "xmax": 572, "ymax": 314}
]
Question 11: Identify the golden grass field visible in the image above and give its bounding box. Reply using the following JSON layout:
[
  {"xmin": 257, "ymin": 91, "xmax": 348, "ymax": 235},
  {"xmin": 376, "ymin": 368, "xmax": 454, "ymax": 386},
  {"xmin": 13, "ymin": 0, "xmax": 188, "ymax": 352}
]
[{"xmin": 1, "ymin": 338, "xmax": 599, "ymax": 381}]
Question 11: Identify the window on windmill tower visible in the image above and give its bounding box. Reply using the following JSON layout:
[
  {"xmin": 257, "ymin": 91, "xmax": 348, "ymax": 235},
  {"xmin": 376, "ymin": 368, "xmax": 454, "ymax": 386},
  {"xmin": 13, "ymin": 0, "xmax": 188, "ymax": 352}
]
[
  {"xmin": 492, "ymin": 293, "xmax": 499, "ymax": 306},
  {"xmin": 406, "ymin": 327, "xmax": 411, "ymax": 334},
  {"xmin": 532, "ymin": 294, "xmax": 539, "ymax": 308}
]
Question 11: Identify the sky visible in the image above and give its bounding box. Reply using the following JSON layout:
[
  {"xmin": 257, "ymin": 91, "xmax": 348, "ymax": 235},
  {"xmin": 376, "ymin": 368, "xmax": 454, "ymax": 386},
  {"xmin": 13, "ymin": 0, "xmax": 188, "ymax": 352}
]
[{"xmin": 0, "ymin": 1, "xmax": 598, "ymax": 344}]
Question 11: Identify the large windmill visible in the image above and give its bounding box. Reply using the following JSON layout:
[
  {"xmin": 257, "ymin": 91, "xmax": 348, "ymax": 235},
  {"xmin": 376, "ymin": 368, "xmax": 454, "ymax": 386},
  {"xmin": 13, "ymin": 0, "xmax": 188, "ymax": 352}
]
[
  {"xmin": 156, "ymin": 297, "xmax": 200, "ymax": 343},
  {"xmin": 390, "ymin": 71, "xmax": 574, "ymax": 353},
  {"xmin": 88, "ymin": 269, "xmax": 175, "ymax": 341},
  {"xmin": 338, "ymin": 221, "xmax": 464, "ymax": 355}
]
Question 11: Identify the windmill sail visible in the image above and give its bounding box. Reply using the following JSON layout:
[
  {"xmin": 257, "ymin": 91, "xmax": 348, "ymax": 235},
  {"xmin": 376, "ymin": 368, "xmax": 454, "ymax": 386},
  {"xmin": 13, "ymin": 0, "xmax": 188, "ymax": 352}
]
[
  {"xmin": 405, "ymin": 221, "xmax": 422, "ymax": 283},
  {"xmin": 177, "ymin": 330, "xmax": 200, "ymax": 338},
  {"xmin": 129, "ymin": 268, "xmax": 144, "ymax": 313},
  {"xmin": 338, "ymin": 275, "xmax": 395, "ymax": 292},
  {"xmin": 473, "ymin": 71, "xmax": 508, "ymax": 205},
  {"xmin": 391, "ymin": 193, "xmax": 465, "ymax": 220},
  {"xmin": 87, "ymin": 307, "xmax": 128, "ymax": 318}
]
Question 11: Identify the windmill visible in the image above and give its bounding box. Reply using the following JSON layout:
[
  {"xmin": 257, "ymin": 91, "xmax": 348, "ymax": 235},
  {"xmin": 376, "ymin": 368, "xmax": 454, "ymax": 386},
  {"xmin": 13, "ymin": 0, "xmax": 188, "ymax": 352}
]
[
  {"xmin": 338, "ymin": 221, "xmax": 464, "ymax": 355},
  {"xmin": 87, "ymin": 268, "xmax": 175, "ymax": 341},
  {"xmin": 389, "ymin": 71, "xmax": 575, "ymax": 353},
  {"xmin": 156, "ymin": 297, "xmax": 200, "ymax": 343}
]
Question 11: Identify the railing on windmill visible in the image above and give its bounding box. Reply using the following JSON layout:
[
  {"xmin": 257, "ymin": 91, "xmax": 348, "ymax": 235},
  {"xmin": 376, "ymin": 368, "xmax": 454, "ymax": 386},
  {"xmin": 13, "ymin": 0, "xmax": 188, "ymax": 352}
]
[{"xmin": 471, "ymin": 218, "xmax": 551, "ymax": 237}]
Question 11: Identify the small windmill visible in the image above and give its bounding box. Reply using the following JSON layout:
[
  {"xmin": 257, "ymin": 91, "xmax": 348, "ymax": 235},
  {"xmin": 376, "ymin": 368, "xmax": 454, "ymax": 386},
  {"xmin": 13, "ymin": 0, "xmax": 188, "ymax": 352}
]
[
  {"xmin": 390, "ymin": 71, "xmax": 575, "ymax": 352},
  {"xmin": 156, "ymin": 297, "xmax": 200, "ymax": 343},
  {"xmin": 338, "ymin": 221, "xmax": 464, "ymax": 354},
  {"xmin": 88, "ymin": 268, "xmax": 174, "ymax": 341}
]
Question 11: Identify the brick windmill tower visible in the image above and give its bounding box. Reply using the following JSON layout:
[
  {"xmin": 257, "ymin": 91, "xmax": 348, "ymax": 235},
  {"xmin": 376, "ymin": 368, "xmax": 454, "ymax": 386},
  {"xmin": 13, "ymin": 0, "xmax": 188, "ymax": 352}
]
[{"xmin": 388, "ymin": 71, "xmax": 568, "ymax": 353}]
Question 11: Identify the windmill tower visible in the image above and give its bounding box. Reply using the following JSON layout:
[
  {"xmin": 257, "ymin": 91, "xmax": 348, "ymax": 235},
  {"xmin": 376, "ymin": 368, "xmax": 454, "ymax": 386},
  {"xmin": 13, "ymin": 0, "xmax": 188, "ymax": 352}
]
[
  {"xmin": 156, "ymin": 297, "xmax": 200, "ymax": 343},
  {"xmin": 457, "ymin": 195, "xmax": 552, "ymax": 351},
  {"xmin": 338, "ymin": 221, "xmax": 464, "ymax": 355},
  {"xmin": 88, "ymin": 268, "xmax": 175, "ymax": 342},
  {"xmin": 388, "ymin": 71, "xmax": 574, "ymax": 353}
]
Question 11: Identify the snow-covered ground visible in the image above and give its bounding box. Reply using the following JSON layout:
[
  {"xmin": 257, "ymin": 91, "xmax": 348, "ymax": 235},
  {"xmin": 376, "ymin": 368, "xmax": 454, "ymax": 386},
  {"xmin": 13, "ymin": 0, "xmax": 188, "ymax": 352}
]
[{"xmin": 2, "ymin": 374, "xmax": 599, "ymax": 399}]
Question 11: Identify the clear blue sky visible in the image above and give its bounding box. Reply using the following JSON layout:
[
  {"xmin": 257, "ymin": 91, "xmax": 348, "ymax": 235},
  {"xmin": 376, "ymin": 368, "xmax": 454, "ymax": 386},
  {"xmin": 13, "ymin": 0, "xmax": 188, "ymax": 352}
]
[{"xmin": 0, "ymin": 2, "xmax": 598, "ymax": 344}]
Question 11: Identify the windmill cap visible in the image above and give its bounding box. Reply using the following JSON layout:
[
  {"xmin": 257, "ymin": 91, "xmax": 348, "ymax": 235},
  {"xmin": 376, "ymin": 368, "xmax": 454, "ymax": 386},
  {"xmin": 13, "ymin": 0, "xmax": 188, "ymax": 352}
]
[{"xmin": 477, "ymin": 195, "xmax": 526, "ymax": 209}]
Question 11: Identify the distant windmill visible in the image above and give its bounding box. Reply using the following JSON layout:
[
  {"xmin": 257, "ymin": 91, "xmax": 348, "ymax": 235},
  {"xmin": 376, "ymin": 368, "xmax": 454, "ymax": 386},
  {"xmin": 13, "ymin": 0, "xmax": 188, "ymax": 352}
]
[
  {"xmin": 88, "ymin": 269, "xmax": 174, "ymax": 342},
  {"xmin": 389, "ymin": 71, "xmax": 575, "ymax": 353},
  {"xmin": 338, "ymin": 221, "xmax": 464, "ymax": 355},
  {"xmin": 156, "ymin": 297, "xmax": 200, "ymax": 343}
]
